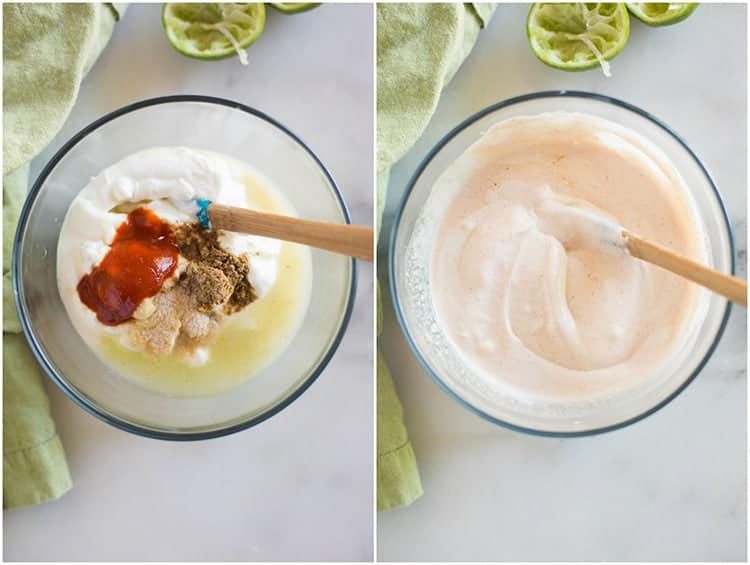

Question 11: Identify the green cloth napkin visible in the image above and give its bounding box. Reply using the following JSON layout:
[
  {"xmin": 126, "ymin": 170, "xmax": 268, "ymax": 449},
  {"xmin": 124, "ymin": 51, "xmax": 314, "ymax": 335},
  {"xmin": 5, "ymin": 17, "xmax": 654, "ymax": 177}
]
[
  {"xmin": 376, "ymin": 2, "xmax": 494, "ymax": 512},
  {"xmin": 3, "ymin": 2, "xmax": 125, "ymax": 510}
]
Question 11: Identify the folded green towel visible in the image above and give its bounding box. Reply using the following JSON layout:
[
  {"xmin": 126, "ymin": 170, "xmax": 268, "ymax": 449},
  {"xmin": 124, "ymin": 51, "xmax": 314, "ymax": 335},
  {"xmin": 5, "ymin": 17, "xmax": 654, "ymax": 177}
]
[
  {"xmin": 3, "ymin": 2, "xmax": 125, "ymax": 510},
  {"xmin": 376, "ymin": 2, "xmax": 494, "ymax": 512}
]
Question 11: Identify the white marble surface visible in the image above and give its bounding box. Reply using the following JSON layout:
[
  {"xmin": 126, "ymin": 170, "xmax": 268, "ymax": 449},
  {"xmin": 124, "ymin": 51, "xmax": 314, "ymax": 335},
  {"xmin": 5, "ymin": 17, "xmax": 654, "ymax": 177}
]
[
  {"xmin": 378, "ymin": 4, "xmax": 747, "ymax": 562},
  {"xmin": 4, "ymin": 4, "xmax": 373, "ymax": 562}
]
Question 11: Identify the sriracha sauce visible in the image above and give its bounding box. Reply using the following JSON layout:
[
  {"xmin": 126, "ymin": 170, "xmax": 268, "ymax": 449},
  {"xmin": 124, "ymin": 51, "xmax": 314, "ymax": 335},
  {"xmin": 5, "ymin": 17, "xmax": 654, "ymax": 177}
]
[{"xmin": 77, "ymin": 207, "xmax": 179, "ymax": 326}]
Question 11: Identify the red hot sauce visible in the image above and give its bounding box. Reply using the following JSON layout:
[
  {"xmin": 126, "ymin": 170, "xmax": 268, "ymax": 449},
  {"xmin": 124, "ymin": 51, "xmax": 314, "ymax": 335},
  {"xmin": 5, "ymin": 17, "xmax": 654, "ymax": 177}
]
[{"xmin": 77, "ymin": 207, "xmax": 179, "ymax": 326}]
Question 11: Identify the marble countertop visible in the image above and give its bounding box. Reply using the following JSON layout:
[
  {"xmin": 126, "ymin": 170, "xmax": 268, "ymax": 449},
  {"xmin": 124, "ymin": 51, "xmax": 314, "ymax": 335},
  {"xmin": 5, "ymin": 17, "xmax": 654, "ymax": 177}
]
[
  {"xmin": 4, "ymin": 4, "xmax": 374, "ymax": 562},
  {"xmin": 378, "ymin": 4, "xmax": 747, "ymax": 562}
]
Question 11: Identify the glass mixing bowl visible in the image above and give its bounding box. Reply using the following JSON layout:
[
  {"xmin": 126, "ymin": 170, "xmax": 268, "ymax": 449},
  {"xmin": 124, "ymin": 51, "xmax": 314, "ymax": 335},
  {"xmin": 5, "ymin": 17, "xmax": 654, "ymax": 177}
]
[
  {"xmin": 14, "ymin": 95, "xmax": 356, "ymax": 440},
  {"xmin": 390, "ymin": 91, "xmax": 734, "ymax": 436}
]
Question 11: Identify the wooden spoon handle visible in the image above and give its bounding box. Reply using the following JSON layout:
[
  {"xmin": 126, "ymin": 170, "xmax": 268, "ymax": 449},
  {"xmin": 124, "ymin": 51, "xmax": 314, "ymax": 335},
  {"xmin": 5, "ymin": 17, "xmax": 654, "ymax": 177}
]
[
  {"xmin": 207, "ymin": 203, "xmax": 374, "ymax": 262},
  {"xmin": 624, "ymin": 231, "xmax": 746, "ymax": 307}
]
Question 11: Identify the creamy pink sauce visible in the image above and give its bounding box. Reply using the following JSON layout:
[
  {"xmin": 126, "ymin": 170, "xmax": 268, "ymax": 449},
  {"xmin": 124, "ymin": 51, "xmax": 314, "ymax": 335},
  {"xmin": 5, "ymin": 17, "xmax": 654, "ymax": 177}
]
[{"xmin": 429, "ymin": 113, "xmax": 706, "ymax": 402}]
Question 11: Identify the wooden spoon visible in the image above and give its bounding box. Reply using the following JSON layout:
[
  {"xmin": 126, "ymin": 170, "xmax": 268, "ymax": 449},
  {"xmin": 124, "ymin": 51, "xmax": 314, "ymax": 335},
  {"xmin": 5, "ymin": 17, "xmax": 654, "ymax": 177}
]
[
  {"xmin": 536, "ymin": 198, "xmax": 746, "ymax": 307},
  {"xmin": 624, "ymin": 231, "xmax": 746, "ymax": 307},
  {"xmin": 205, "ymin": 203, "xmax": 374, "ymax": 262}
]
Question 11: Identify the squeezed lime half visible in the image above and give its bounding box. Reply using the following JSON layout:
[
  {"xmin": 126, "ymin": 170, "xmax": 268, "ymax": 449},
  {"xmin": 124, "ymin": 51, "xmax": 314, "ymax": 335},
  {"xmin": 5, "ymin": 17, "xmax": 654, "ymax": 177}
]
[
  {"xmin": 163, "ymin": 3, "xmax": 265, "ymax": 64},
  {"xmin": 527, "ymin": 3, "xmax": 630, "ymax": 77},
  {"xmin": 269, "ymin": 3, "xmax": 320, "ymax": 14},
  {"xmin": 627, "ymin": 3, "xmax": 697, "ymax": 26}
]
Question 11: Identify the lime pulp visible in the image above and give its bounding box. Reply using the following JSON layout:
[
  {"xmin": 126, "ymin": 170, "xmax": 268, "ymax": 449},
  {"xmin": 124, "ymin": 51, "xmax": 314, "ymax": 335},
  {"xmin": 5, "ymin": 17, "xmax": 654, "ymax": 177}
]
[
  {"xmin": 527, "ymin": 3, "xmax": 630, "ymax": 77},
  {"xmin": 626, "ymin": 3, "xmax": 698, "ymax": 26},
  {"xmin": 162, "ymin": 3, "xmax": 265, "ymax": 64},
  {"xmin": 269, "ymin": 3, "xmax": 320, "ymax": 14}
]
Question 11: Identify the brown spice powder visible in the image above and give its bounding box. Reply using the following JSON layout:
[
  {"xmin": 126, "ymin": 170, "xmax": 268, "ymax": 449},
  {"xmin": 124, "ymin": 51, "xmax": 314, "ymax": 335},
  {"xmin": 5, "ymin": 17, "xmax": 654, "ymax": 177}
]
[
  {"xmin": 181, "ymin": 263, "xmax": 233, "ymax": 312},
  {"xmin": 175, "ymin": 223, "xmax": 258, "ymax": 313}
]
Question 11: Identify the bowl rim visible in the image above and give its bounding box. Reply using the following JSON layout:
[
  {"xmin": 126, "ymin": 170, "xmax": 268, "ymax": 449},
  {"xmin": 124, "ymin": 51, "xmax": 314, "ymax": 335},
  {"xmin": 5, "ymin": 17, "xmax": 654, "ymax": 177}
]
[
  {"xmin": 13, "ymin": 94, "xmax": 357, "ymax": 441},
  {"xmin": 388, "ymin": 89, "xmax": 735, "ymax": 438}
]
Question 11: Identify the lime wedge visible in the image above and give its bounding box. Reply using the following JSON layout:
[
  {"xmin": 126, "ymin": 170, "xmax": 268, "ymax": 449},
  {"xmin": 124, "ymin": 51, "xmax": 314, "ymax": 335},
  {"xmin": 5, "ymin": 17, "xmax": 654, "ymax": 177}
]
[
  {"xmin": 163, "ymin": 3, "xmax": 265, "ymax": 65},
  {"xmin": 269, "ymin": 3, "xmax": 320, "ymax": 14},
  {"xmin": 527, "ymin": 3, "xmax": 630, "ymax": 77},
  {"xmin": 627, "ymin": 3, "xmax": 697, "ymax": 26}
]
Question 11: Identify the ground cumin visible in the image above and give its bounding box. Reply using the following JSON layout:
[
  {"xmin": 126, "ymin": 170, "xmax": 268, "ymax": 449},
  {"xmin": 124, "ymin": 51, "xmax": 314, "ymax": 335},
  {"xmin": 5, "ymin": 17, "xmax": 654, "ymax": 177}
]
[
  {"xmin": 181, "ymin": 263, "xmax": 233, "ymax": 312},
  {"xmin": 175, "ymin": 223, "xmax": 257, "ymax": 313}
]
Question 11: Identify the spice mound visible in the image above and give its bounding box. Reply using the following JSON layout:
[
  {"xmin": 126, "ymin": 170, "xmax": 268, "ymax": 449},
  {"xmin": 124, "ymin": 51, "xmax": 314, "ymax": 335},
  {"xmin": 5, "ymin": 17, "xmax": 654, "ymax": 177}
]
[
  {"xmin": 174, "ymin": 222, "xmax": 257, "ymax": 313},
  {"xmin": 76, "ymin": 208, "xmax": 259, "ymax": 362}
]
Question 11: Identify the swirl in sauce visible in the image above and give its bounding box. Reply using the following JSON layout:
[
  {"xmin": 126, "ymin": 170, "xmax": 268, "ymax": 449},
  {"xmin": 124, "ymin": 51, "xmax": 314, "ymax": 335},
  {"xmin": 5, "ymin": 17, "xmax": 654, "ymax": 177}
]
[{"xmin": 429, "ymin": 113, "xmax": 706, "ymax": 402}]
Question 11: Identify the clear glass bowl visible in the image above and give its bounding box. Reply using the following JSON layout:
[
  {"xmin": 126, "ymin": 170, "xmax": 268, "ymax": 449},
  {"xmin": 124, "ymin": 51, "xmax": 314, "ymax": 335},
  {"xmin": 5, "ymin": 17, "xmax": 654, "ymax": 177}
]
[
  {"xmin": 14, "ymin": 95, "xmax": 356, "ymax": 440},
  {"xmin": 390, "ymin": 91, "xmax": 734, "ymax": 436}
]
